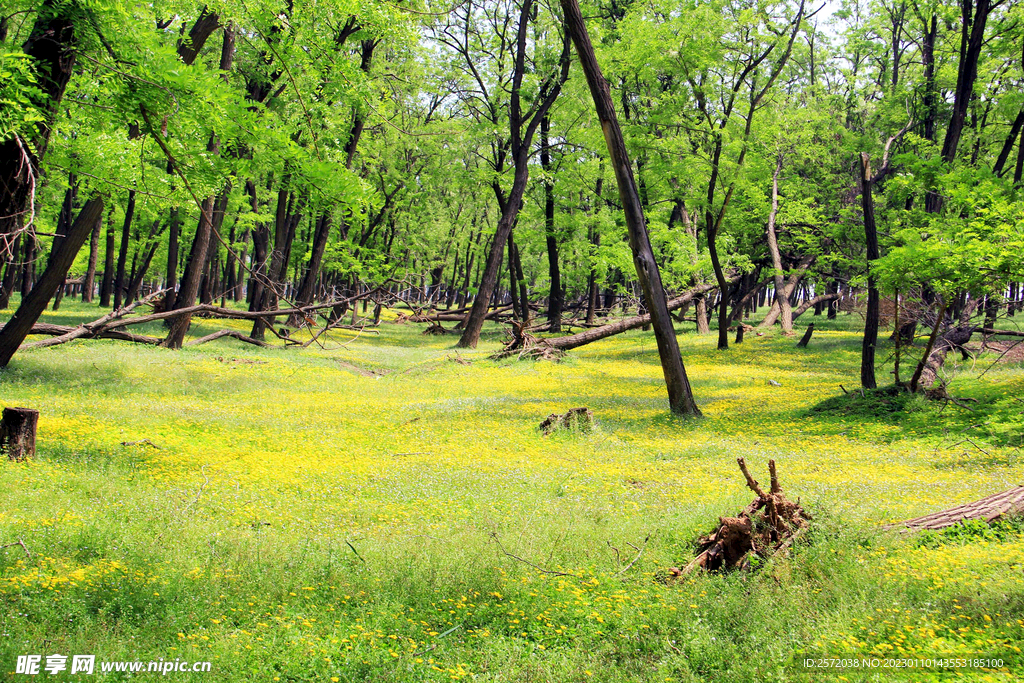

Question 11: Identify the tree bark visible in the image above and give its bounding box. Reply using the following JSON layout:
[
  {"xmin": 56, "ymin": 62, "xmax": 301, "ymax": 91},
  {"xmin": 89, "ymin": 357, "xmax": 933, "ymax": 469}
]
[{"xmin": 560, "ymin": 0, "xmax": 701, "ymax": 416}]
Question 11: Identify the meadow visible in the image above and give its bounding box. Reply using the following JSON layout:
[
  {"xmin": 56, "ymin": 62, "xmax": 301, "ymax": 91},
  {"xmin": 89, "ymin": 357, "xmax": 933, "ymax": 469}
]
[{"xmin": 1, "ymin": 300, "xmax": 1023, "ymax": 682}]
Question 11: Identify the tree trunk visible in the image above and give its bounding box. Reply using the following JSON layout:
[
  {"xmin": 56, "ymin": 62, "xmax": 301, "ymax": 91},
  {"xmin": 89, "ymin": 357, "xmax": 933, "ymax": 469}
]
[
  {"xmin": 560, "ymin": 0, "xmax": 701, "ymax": 416},
  {"xmin": 765, "ymin": 154, "xmax": 794, "ymax": 334},
  {"xmin": 0, "ymin": 233, "xmax": 22, "ymax": 310},
  {"xmin": 113, "ymin": 190, "xmax": 136, "ymax": 310},
  {"xmin": 81, "ymin": 210, "xmax": 101, "ymax": 302},
  {"xmin": 163, "ymin": 196, "xmax": 215, "ymax": 348},
  {"xmin": 541, "ymin": 116, "xmax": 562, "ymax": 332},
  {"xmin": 456, "ymin": 0, "xmax": 568, "ymax": 347},
  {"xmin": 860, "ymin": 153, "xmax": 881, "ymax": 389},
  {"xmin": 1, "ymin": 407, "xmax": 38, "ymax": 461},
  {"xmin": 0, "ymin": 197, "xmax": 103, "ymax": 367},
  {"xmin": 0, "ymin": 0, "xmax": 78, "ymax": 242}
]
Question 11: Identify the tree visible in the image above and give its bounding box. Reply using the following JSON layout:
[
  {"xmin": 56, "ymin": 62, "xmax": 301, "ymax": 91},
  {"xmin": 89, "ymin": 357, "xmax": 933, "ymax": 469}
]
[{"xmin": 560, "ymin": 0, "xmax": 701, "ymax": 416}]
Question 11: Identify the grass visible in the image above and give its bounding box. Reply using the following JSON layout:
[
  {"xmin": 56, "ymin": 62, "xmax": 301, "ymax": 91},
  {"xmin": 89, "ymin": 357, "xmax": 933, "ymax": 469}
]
[{"xmin": 1, "ymin": 298, "xmax": 1023, "ymax": 681}]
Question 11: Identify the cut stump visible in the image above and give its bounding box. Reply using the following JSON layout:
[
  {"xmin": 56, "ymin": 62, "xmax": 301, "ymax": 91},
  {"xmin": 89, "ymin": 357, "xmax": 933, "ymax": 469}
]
[
  {"xmin": 1, "ymin": 407, "xmax": 39, "ymax": 461},
  {"xmin": 540, "ymin": 407, "xmax": 594, "ymax": 435},
  {"xmin": 677, "ymin": 458, "xmax": 810, "ymax": 575}
]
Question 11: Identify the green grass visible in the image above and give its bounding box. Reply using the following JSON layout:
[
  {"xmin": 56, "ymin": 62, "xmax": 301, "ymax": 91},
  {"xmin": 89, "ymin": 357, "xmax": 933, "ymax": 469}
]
[{"xmin": 1, "ymin": 298, "xmax": 1023, "ymax": 681}]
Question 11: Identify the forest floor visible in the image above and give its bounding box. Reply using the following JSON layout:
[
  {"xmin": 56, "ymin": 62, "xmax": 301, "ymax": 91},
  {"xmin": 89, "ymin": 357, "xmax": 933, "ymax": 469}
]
[{"xmin": 2, "ymin": 300, "xmax": 1024, "ymax": 682}]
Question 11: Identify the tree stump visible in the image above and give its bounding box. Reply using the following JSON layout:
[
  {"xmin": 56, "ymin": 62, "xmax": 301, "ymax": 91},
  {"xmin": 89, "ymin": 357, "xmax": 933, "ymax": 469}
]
[
  {"xmin": 540, "ymin": 407, "xmax": 594, "ymax": 435},
  {"xmin": 1, "ymin": 407, "xmax": 39, "ymax": 461}
]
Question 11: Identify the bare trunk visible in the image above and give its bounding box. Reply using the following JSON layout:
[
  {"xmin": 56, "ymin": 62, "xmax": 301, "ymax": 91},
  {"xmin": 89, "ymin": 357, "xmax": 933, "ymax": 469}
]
[{"xmin": 561, "ymin": 0, "xmax": 701, "ymax": 415}]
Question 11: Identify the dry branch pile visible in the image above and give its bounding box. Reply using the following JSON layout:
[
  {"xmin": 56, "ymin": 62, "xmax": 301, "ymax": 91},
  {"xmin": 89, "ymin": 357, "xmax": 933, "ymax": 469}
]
[{"xmin": 678, "ymin": 458, "xmax": 810, "ymax": 575}]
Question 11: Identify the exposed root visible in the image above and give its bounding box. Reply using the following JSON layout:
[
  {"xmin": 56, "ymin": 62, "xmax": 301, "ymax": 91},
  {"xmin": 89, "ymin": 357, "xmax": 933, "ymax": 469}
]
[
  {"xmin": 670, "ymin": 458, "xmax": 810, "ymax": 577},
  {"xmin": 490, "ymin": 320, "xmax": 564, "ymax": 361}
]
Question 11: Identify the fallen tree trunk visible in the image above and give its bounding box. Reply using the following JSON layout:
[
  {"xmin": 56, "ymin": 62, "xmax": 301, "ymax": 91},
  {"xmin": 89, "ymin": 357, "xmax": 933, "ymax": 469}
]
[
  {"xmin": 22, "ymin": 289, "xmax": 166, "ymax": 349},
  {"xmin": 979, "ymin": 328, "xmax": 1024, "ymax": 338},
  {"xmin": 547, "ymin": 280, "xmax": 731, "ymax": 351},
  {"xmin": 885, "ymin": 486, "xmax": 1024, "ymax": 531},
  {"xmin": 10, "ymin": 323, "xmax": 161, "ymax": 345},
  {"xmin": 914, "ymin": 324, "xmax": 976, "ymax": 392}
]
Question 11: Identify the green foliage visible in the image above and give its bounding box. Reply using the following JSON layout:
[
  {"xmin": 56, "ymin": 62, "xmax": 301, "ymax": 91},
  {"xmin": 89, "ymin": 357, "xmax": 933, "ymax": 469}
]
[
  {"xmin": 0, "ymin": 50, "xmax": 45, "ymax": 144},
  {"xmin": 916, "ymin": 517, "xmax": 1024, "ymax": 549}
]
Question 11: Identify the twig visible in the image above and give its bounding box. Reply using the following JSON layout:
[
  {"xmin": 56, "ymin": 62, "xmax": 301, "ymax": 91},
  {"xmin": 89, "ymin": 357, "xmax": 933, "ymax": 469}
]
[
  {"xmin": 490, "ymin": 533, "xmax": 580, "ymax": 578},
  {"xmin": 120, "ymin": 438, "xmax": 160, "ymax": 449},
  {"xmin": 345, "ymin": 540, "xmax": 367, "ymax": 565},
  {"xmin": 180, "ymin": 465, "xmax": 209, "ymax": 516},
  {"xmin": 0, "ymin": 539, "xmax": 30, "ymax": 558},
  {"xmin": 411, "ymin": 625, "xmax": 461, "ymax": 656},
  {"xmin": 607, "ymin": 541, "xmax": 621, "ymax": 568},
  {"xmin": 617, "ymin": 535, "xmax": 650, "ymax": 575},
  {"xmin": 736, "ymin": 457, "xmax": 766, "ymax": 498}
]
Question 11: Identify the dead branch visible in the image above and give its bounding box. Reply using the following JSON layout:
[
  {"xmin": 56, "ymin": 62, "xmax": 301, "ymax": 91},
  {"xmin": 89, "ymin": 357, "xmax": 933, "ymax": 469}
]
[
  {"xmin": 120, "ymin": 439, "xmax": 160, "ymax": 449},
  {"xmin": 0, "ymin": 538, "xmax": 31, "ymax": 558},
  {"xmin": 547, "ymin": 279, "xmax": 732, "ymax": 351},
  {"xmin": 185, "ymin": 329, "xmax": 271, "ymax": 348},
  {"xmin": 490, "ymin": 532, "xmax": 581, "ymax": 578},
  {"xmin": 617, "ymin": 534, "xmax": 650, "ymax": 574},
  {"xmin": 677, "ymin": 459, "xmax": 809, "ymax": 576}
]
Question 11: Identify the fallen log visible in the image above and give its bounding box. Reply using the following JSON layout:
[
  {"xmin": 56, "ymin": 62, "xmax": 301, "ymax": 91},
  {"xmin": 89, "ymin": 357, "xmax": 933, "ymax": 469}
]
[
  {"xmin": 21, "ymin": 289, "xmax": 167, "ymax": 349},
  {"xmin": 431, "ymin": 304, "xmax": 514, "ymax": 323},
  {"xmin": 979, "ymin": 328, "xmax": 1024, "ymax": 338},
  {"xmin": 546, "ymin": 280, "xmax": 732, "ymax": 351},
  {"xmin": 9, "ymin": 290, "xmax": 380, "ymax": 352},
  {"xmin": 677, "ymin": 458, "xmax": 810, "ymax": 575},
  {"xmin": 491, "ymin": 320, "xmax": 564, "ymax": 360},
  {"xmin": 17, "ymin": 323, "xmax": 161, "ymax": 345},
  {"xmin": 884, "ymin": 486, "xmax": 1024, "ymax": 531}
]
